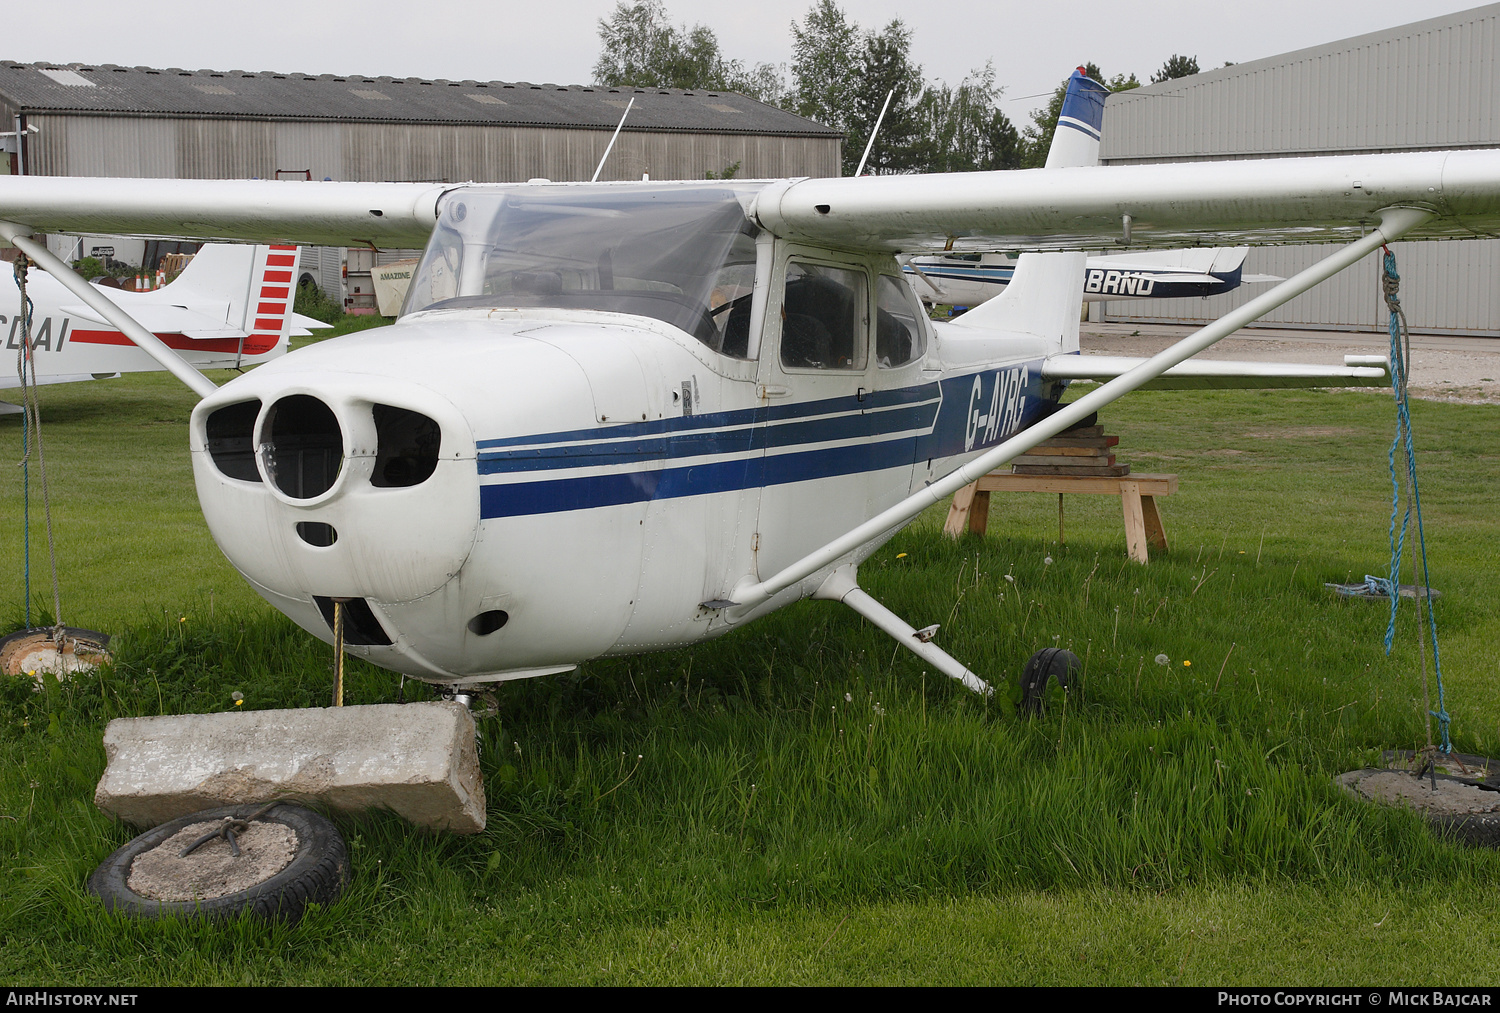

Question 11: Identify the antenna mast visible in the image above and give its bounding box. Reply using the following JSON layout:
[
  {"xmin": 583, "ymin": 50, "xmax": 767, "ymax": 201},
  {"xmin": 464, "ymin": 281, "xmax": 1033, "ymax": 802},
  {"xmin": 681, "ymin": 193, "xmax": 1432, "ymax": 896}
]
[
  {"xmin": 854, "ymin": 89, "xmax": 895, "ymax": 177},
  {"xmin": 592, "ymin": 97, "xmax": 636, "ymax": 183}
]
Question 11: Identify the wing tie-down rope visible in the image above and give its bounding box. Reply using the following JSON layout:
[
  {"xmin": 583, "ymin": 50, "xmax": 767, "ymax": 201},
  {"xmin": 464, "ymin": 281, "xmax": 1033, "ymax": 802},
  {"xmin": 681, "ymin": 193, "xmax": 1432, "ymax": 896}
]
[
  {"xmin": 12, "ymin": 255, "xmax": 64, "ymax": 636},
  {"xmin": 1379, "ymin": 246, "xmax": 1449, "ymax": 756}
]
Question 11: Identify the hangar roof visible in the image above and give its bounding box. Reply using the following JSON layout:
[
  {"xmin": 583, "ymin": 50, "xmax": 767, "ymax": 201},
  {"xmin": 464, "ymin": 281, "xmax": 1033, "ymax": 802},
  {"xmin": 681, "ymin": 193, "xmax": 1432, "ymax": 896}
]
[{"xmin": 0, "ymin": 61, "xmax": 839, "ymax": 138}]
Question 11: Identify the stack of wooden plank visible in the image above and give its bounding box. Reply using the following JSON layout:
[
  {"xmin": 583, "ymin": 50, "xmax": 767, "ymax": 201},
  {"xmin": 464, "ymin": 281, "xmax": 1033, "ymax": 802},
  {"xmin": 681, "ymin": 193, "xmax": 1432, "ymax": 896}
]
[{"xmin": 1012, "ymin": 425, "xmax": 1129, "ymax": 477}]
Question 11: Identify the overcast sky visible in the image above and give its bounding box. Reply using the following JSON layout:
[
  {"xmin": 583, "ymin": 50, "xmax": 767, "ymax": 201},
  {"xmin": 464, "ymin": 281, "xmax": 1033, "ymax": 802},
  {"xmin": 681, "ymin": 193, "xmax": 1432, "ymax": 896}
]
[{"xmin": 8, "ymin": 1, "xmax": 1489, "ymax": 122}]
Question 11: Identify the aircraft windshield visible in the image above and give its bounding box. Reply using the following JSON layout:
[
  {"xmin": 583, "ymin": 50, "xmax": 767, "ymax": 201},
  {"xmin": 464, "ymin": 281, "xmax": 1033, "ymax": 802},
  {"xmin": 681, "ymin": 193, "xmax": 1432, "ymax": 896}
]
[{"xmin": 403, "ymin": 184, "xmax": 764, "ymax": 355}]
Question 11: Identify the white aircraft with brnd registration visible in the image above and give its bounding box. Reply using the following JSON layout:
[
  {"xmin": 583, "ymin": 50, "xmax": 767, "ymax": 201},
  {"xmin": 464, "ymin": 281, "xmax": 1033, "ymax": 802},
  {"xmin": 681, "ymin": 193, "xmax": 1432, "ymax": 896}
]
[
  {"xmin": 902, "ymin": 246, "xmax": 1281, "ymax": 308},
  {"xmin": 2, "ymin": 69, "xmax": 1498, "ymax": 700}
]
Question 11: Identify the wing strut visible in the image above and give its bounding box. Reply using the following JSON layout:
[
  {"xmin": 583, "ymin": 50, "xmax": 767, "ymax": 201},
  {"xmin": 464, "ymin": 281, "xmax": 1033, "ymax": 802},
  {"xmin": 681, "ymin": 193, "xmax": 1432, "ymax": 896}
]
[
  {"xmin": 814, "ymin": 567, "xmax": 991, "ymax": 696},
  {"xmin": 717, "ymin": 205, "xmax": 1434, "ymax": 613},
  {"xmin": 0, "ymin": 222, "xmax": 219, "ymax": 399}
]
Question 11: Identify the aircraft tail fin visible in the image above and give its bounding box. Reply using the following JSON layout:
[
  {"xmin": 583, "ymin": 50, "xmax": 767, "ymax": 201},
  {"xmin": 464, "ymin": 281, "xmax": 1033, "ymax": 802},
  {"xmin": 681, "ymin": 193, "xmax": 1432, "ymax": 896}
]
[
  {"xmin": 167, "ymin": 243, "xmax": 301, "ymax": 361},
  {"xmin": 950, "ymin": 69, "xmax": 1109, "ymax": 352},
  {"xmin": 1045, "ymin": 66, "xmax": 1109, "ymax": 169}
]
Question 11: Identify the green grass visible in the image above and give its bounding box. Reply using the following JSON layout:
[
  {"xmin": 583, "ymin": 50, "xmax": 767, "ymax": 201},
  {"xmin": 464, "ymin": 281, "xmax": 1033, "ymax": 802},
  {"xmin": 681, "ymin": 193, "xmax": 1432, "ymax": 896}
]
[{"xmin": 1, "ymin": 366, "xmax": 1498, "ymax": 984}]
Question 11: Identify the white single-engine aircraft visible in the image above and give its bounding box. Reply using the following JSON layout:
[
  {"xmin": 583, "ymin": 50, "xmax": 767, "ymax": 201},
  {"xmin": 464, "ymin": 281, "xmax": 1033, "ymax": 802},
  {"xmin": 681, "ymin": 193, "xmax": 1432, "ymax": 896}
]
[
  {"xmin": 2, "ymin": 70, "xmax": 1498, "ymax": 698},
  {"xmin": 3, "ymin": 244, "xmax": 306, "ymax": 411},
  {"xmin": 903, "ymin": 246, "xmax": 1281, "ymax": 308}
]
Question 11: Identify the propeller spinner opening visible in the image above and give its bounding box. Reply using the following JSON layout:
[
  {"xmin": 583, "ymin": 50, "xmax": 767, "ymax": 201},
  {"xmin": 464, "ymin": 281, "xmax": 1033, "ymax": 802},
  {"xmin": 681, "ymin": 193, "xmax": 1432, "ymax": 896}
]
[{"xmin": 260, "ymin": 395, "xmax": 343, "ymax": 499}]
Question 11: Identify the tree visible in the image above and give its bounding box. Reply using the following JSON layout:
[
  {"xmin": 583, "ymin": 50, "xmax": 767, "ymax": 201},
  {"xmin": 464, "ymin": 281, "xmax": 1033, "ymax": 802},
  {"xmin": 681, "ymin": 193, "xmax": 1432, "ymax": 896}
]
[
  {"xmin": 594, "ymin": 1, "xmax": 692, "ymax": 89},
  {"xmin": 790, "ymin": 0, "xmax": 861, "ymax": 134},
  {"xmin": 728, "ymin": 62, "xmax": 789, "ymax": 108},
  {"xmin": 589, "ymin": 1, "xmax": 1021, "ymax": 176},
  {"xmin": 1019, "ymin": 64, "xmax": 1138, "ymax": 168},
  {"xmin": 913, "ymin": 62, "xmax": 1021, "ymax": 173},
  {"xmin": 593, "ymin": 0, "xmax": 781, "ymax": 97},
  {"xmin": 1151, "ymin": 54, "xmax": 1200, "ymax": 83},
  {"xmin": 845, "ymin": 19, "xmax": 925, "ymax": 175}
]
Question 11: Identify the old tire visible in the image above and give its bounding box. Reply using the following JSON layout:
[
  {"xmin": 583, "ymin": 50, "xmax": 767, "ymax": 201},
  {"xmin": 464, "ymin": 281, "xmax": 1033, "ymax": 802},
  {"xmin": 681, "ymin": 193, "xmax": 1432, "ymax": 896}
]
[
  {"xmin": 87, "ymin": 803, "xmax": 348, "ymax": 923},
  {"xmin": 1019, "ymin": 648, "xmax": 1080, "ymax": 716}
]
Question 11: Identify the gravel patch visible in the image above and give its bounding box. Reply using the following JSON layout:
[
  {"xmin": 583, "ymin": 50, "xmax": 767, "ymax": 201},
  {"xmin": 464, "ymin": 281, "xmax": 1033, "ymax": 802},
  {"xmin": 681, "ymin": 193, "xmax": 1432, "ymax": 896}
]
[{"xmin": 1081, "ymin": 323, "xmax": 1500, "ymax": 405}]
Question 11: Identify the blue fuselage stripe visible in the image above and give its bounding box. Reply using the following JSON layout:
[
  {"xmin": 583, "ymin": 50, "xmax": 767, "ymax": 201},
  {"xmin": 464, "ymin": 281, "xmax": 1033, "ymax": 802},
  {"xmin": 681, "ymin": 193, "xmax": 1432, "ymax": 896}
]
[
  {"xmin": 479, "ymin": 435, "xmax": 924, "ymax": 518},
  {"xmin": 479, "ymin": 399, "xmax": 941, "ymax": 474},
  {"xmin": 476, "ymin": 381, "xmax": 940, "ymax": 450},
  {"xmin": 477, "ymin": 363, "xmax": 1049, "ymax": 519}
]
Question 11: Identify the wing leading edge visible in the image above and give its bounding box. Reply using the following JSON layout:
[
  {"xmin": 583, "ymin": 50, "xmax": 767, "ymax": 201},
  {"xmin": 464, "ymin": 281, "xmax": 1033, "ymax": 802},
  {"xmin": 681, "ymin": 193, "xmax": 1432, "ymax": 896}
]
[
  {"xmin": 751, "ymin": 148, "xmax": 1500, "ymax": 253},
  {"xmin": 0, "ymin": 148, "xmax": 1498, "ymax": 255},
  {"xmin": 0, "ymin": 177, "xmax": 446, "ymax": 249}
]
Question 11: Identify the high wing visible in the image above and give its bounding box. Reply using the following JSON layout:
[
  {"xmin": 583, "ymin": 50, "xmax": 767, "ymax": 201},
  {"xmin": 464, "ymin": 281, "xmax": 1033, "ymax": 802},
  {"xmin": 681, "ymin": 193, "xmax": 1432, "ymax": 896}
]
[
  {"xmin": 750, "ymin": 150, "xmax": 1500, "ymax": 252},
  {"xmin": 1041, "ymin": 353, "xmax": 1391, "ymax": 389},
  {"xmin": 1, "ymin": 149, "xmax": 1499, "ymax": 254},
  {"xmin": 0, "ymin": 178, "xmax": 445, "ymax": 249}
]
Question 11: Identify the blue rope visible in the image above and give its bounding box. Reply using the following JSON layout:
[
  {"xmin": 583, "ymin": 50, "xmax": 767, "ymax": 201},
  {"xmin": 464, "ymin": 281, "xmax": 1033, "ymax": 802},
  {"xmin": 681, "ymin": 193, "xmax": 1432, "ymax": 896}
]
[
  {"xmin": 13, "ymin": 258, "xmax": 32, "ymax": 628},
  {"xmin": 1381, "ymin": 248, "xmax": 1450, "ymax": 753},
  {"xmin": 21, "ymin": 404, "xmax": 29, "ymax": 630}
]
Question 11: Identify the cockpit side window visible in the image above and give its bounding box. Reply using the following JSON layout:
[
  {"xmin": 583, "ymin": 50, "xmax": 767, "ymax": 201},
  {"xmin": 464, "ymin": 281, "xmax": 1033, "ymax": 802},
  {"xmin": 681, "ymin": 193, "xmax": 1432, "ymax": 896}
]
[
  {"xmin": 779, "ymin": 262, "xmax": 868, "ymax": 371},
  {"xmin": 875, "ymin": 274, "xmax": 927, "ymax": 368},
  {"xmin": 701, "ymin": 231, "xmax": 759, "ymax": 359}
]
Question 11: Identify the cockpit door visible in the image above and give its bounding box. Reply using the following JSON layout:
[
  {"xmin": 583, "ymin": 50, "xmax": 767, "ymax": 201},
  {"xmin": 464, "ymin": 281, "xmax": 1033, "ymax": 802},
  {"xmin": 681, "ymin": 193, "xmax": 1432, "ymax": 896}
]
[{"xmin": 752, "ymin": 250, "xmax": 877, "ymax": 580}]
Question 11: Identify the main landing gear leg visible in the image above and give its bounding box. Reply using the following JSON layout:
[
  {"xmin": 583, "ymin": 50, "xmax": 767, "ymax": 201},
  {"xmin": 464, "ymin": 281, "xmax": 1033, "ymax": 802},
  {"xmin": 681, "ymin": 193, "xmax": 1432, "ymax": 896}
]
[{"xmin": 814, "ymin": 567, "xmax": 992, "ymax": 696}]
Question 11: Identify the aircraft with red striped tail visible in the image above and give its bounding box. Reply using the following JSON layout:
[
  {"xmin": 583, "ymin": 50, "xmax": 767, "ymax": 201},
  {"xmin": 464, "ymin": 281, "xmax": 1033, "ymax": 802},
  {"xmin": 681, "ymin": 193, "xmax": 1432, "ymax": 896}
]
[{"xmin": 3, "ymin": 244, "xmax": 309, "ymax": 412}]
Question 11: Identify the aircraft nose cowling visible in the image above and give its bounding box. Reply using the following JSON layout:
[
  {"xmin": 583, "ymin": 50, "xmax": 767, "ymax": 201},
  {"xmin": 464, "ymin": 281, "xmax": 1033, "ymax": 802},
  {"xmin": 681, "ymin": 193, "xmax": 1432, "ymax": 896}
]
[{"xmin": 190, "ymin": 372, "xmax": 479, "ymax": 607}]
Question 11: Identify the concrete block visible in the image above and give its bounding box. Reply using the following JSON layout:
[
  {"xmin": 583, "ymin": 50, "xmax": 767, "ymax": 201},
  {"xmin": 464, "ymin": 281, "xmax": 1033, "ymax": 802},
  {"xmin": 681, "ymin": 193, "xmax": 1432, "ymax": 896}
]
[{"xmin": 95, "ymin": 701, "xmax": 485, "ymax": 834}]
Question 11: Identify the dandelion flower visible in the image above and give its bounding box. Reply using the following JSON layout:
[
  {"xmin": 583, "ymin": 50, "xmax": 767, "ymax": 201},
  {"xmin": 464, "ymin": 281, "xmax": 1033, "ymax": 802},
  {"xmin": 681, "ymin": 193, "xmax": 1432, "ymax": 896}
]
[
  {"xmin": 844, "ymin": 692, "xmax": 853, "ymax": 702},
  {"xmin": 1044, "ymin": 556, "xmax": 1053, "ymax": 565},
  {"xmin": 896, "ymin": 552, "xmax": 908, "ymax": 559},
  {"xmin": 178, "ymin": 616, "xmax": 186, "ymax": 623},
  {"xmin": 1183, "ymin": 660, "xmax": 1192, "ymax": 667},
  {"xmin": 1155, "ymin": 654, "xmax": 1169, "ymax": 666}
]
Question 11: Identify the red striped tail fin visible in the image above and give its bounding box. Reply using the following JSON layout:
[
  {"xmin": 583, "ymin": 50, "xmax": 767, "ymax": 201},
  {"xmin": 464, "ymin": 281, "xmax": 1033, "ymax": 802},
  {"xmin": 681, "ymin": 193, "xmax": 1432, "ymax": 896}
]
[{"xmin": 240, "ymin": 245, "xmax": 300, "ymax": 356}]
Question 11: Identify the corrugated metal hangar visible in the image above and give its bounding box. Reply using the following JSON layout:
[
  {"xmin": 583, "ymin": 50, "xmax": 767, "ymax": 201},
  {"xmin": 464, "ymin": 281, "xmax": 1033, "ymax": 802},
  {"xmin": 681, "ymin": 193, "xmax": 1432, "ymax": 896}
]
[
  {"xmin": 1099, "ymin": 3, "xmax": 1500, "ymax": 335},
  {"xmin": 0, "ymin": 61, "xmax": 841, "ymax": 306}
]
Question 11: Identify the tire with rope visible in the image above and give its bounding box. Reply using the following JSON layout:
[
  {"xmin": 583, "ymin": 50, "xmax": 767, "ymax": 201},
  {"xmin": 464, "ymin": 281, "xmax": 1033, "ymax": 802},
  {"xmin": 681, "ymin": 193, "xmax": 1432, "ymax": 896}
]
[
  {"xmin": 87, "ymin": 803, "xmax": 348, "ymax": 922},
  {"xmin": 0, "ymin": 626, "xmax": 110, "ymax": 678}
]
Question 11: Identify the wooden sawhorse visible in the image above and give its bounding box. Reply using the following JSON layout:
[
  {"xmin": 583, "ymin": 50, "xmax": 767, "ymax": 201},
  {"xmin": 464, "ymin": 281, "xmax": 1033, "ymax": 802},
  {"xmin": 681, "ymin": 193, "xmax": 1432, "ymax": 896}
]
[{"xmin": 943, "ymin": 472, "xmax": 1179, "ymax": 563}]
